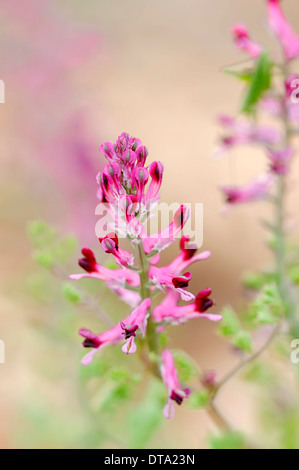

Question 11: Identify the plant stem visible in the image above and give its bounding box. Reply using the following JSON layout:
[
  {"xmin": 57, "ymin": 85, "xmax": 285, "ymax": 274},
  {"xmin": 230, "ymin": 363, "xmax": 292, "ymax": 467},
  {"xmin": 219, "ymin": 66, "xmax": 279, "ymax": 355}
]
[
  {"xmin": 212, "ymin": 321, "xmax": 281, "ymax": 399},
  {"xmin": 137, "ymin": 242, "xmax": 159, "ymax": 364},
  {"xmin": 206, "ymin": 62, "xmax": 292, "ymax": 442}
]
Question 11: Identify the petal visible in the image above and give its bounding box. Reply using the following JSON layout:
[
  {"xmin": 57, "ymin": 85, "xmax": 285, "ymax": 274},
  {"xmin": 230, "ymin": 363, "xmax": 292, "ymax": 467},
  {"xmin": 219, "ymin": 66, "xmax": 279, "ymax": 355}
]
[
  {"xmin": 163, "ymin": 400, "xmax": 175, "ymax": 419},
  {"xmin": 122, "ymin": 337, "xmax": 137, "ymax": 354}
]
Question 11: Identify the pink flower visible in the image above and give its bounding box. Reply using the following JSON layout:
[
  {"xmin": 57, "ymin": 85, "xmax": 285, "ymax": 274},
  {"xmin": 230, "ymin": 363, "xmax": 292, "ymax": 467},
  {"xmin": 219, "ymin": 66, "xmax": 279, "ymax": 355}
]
[
  {"xmin": 261, "ymin": 75, "xmax": 299, "ymax": 126},
  {"xmin": 268, "ymin": 0, "xmax": 299, "ymax": 60},
  {"xmin": 153, "ymin": 288, "xmax": 221, "ymax": 325},
  {"xmin": 232, "ymin": 24, "xmax": 261, "ymax": 58},
  {"xmin": 202, "ymin": 371, "xmax": 217, "ymax": 389},
  {"xmin": 69, "ymin": 248, "xmax": 140, "ymax": 307},
  {"xmin": 149, "ymin": 266, "xmax": 194, "ymax": 301},
  {"xmin": 98, "ymin": 133, "xmax": 163, "ymax": 210},
  {"xmin": 215, "ymin": 115, "xmax": 282, "ymax": 157},
  {"xmin": 267, "ymin": 147, "xmax": 294, "ymax": 175},
  {"xmin": 221, "ymin": 173, "xmax": 274, "ymax": 205},
  {"xmin": 285, "ymin": 74, "xmax": 299, "ymax": 125},
  {"xmin": 165, "ymin": 235, "xmax": 211, "ymax": 273},
  {"xmin": 149, "ymin": 236, "xmax": 211, "ymax": 301},
  {"xmin": 142, "ymin": 205, "xmax": 191, "ymax": 257},
  {"xmin": 161, "ymin": 349, "xmax": 190, "ymax": 419},
  {"xmin": 99, "ymin": 233, "xmax": 135, "ymax": 267},
  {"xmin": 79, "ymin": 298, "xmax": 151, "ymax": 364}
]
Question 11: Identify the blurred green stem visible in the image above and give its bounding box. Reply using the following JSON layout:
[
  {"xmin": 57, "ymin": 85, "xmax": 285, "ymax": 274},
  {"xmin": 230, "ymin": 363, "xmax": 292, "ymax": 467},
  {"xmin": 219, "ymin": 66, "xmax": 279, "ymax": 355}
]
[{"xmin": 137, "ymin": 242, "xmax": 159, "ymax": 376}]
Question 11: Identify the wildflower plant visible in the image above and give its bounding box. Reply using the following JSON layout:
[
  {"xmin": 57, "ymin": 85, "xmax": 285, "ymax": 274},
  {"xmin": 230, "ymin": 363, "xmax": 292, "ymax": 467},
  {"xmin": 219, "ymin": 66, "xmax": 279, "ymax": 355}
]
[
  {"xmin": 28, "ymin": 0, "xmax": 299, "ymax": 449},
  {"xmin": 212, "ymin": 0, "xmax": 299, "ymax": 448},
  {"xmin": 70, "ymin": 131, "xmax": 221, "ymax": 420}
]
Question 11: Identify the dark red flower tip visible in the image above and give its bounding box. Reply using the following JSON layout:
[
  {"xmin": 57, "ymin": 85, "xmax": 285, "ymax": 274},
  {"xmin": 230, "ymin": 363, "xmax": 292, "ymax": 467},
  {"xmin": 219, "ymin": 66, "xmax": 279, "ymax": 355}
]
[
  {"xmin": 170, "ymin": 388, "xmax": 190, "ymax": 405},
  {"xmin": 120, "ymin": 322, "xmax": 138, "ymax": 339},
  {"xmin": 149, "ymin": 161, "xmax": 164, "ymax": 182},
  {"xmin": 79, "ymin": 248, "xmax": 97, "ymax": 272},
  {"xmin": 79, "ymin": 328, "xmax": 101, "ymax": 348},
  {"xmin": 174, "ymin": 205, "xmax": 189, "ymax": 229},
  {"xmin": 172, "ymin": 272, "xmax": 192, "ymax": 289},
  {"xmin": 195, "ymin": 288, "xmax": 213, "ymax": 312},
  {"xmin": 180, "ymin": 235, "xmax": 198, "ymax": 260}
]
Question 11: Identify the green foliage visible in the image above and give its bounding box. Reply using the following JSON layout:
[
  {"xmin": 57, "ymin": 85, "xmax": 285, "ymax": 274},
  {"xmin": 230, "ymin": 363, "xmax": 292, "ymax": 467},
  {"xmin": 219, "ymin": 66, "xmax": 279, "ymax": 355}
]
[
  {"xmin": 109, "ymin": 367, "xmax": 141, "ymax": 385},
  {"xmin": 232, "ymin": 330, "xmax": 252, "ymax": 353},
  {"xmin": 262, "ymin": 398, "xmax": 299, "ymax": 449},
  {"xmin": 248, "ymin": 283, "xmax": 282, "ymax": 327},
  {"xmin": 242, "ymin": 271, "xmax": 274, "ymax": 291},
  {"xmin": 187, "ymin": 389, "xmax": 210, "ymax": 409},
  {"xmin": 241, "ymin": 52, "xmax": 272, "ymax": 114},
  {"xmin": 209, "ymin": 431, "xmax": 245, "ymax": 449},
  {"xmin": 63, "ymin": 283, "xmax": 82, "ymax": 304},
  {"xmin": 173, "ymin": 350, "xmax": 199, "ymax": 383},
  {"xmin": 218, "ymin": 307, "xmax": 240, "ymax": 337},
  {"xmin": 79, "ymin": 357, "xmax": 109, "ymax": 382},
  {"xmin": 28, "ymin": 220, "xmax": 78, "ymax": 269},
  {"xmin": 98, "ymin": 382, "xmax": 133, "ymax": 413},
  {"xmin": 224, "ymin": 68, "xmax": 253, "ymax": 82},
  {"xmin": 244, "ymin": 362, "xmax": 275, "ymax": 385},
  {"xmin": 289, "ymin": 266, "xmax": 299, "ymax": 284},
  {"xmin": 33, "ymin": 251, "xmax": 55, "ymax": 269},
  {"xmin": 28, "ymin": 221, "xmax": 57, "ymax": 248},
  {"xmin": 158, "ymin": 331, "xmax": 169, "ymax": 349},
  {"xmin": 128, "ymin": 381, "xmax": 165, "ymax": 449}
]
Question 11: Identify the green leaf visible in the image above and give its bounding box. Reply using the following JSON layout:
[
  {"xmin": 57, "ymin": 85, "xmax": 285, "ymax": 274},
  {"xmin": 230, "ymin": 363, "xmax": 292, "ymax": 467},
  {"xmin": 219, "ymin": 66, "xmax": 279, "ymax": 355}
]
[
  {"xmin": 187, "ymin": 390, "xmax": 210, "ymax": 409},
  {"xmin": 28, "ymin": 221, "xmax": 56, "ymax": 248},
  {"xmin": 109, "ymin": 367, "xmax": 140, "ymax": 384},
  {"xmin": 232, "ymin": 330, "xmax": 252, "ymax": 353},
  {"xmin": 289, "ymin": 266, "xmax": 299, "ymax": 284},
  {"xmin": 63, "ymin": 283, "xmax": 82, "ymax": 303},
  {"xmin": 248, "ymin": 283, "xmax": 282, "ymax": 326},
  {"xmin": 218, "ymin": 307, "xmax": 240, "ymax": 337},
  {"xmin": 128, "ymin": 381, "xmax": 165, "ymax": 449},
  {"xmin": 54, "ymin": 235, "xmax": 77, "ymax": 263},
  {"xmin": 244, "ymin": 362, "xmax": 275, "ymax": 384},
  {"xmin": 224, "ymin": 68, "xmax": 253, "ymax": 82},
  {"xmin": 173, "ymin": 350, "xmax": 199, "ymax": 382},
  {"xmin": 242, "ymin": 271, "xmax": 273, "ymax": 290},
  {"xmin": 34, "ymin": 251, "xmax": 54, "ymax": 269},
  {"xmin": 209, "ymin": 431, "xmax": 245, "ymax": 449},
  {"xmin": 241, "ymin": 52, "xmax": 272, "ymax": 114},
  {"xmin": 98, "ymin": 381, "xmax": 132, "ymax": 413},
  {"xmin": 158, "ymin": 331, "xmax": 169, "ymax": 349},
  {"xmin": 79, "ymin": 357, "xmax": 109, "ymax": 382}
]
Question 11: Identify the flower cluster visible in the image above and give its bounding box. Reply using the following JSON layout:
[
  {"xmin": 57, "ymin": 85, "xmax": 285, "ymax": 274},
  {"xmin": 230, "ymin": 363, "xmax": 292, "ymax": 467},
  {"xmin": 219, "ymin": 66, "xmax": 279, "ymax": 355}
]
[
  {"xmin": 217, "ymin": 0, "xmax": 298, "ymax": 207},
  {"xmin": 70, "ymin": 132, "xmax": 220, "ymax": 417}
]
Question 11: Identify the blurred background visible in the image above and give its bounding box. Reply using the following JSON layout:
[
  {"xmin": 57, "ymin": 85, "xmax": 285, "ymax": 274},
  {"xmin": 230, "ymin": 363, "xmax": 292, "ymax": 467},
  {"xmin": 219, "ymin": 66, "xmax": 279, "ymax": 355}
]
[{"xmin": 1, "ymin": 0, "xmax": 299, "ymax": 448}]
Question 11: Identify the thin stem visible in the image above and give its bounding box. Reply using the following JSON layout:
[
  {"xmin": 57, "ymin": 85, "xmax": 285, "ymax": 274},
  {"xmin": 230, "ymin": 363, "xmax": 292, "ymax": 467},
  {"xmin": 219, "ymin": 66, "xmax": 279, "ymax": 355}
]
[
  {"xmin": 206, "ymin": 62, "xmax": 292, "ymax": 442},
  {"xmin": 206, "ymin": 402, "xmax": 231, "ymax": 432},
  {"xmin": 137, "ymin": 242, "xmax": 158, "ymax": 355},
  {"xmin": 212, "ymin": 321, "xmax": 281, "ymax": 399}
]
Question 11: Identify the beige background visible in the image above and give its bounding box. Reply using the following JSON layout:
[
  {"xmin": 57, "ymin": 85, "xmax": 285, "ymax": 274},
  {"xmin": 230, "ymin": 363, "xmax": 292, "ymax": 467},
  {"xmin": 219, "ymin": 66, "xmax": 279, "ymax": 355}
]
[{"xmin": 1, "ymin": 0, "xmax": 299, "ymax": 448}]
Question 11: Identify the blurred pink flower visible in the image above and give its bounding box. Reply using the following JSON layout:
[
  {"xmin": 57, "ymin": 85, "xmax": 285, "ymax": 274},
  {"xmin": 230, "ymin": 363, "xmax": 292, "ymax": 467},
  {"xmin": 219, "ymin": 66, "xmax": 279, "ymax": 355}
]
[
  {"xmin": 232, "ymin": 24, "xmax": 261, "ymax": 58},
  {"xmin": 161, "ymin": 349, "xmax": 190, "ymax": 419},
  {"xmin": 268, "ymin": 0, "xmax": 299, "ymax": 60},
  {"xmin": 221, "ymin": 173, "xmax": 274, "ymax": 205},
  {"xmin": 267, "ymin": 147, "xmax": 294, "ymax": 175},
  {"xmin": 215, "ymin": 115, "xmax": 282, "ymax": 157}
]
